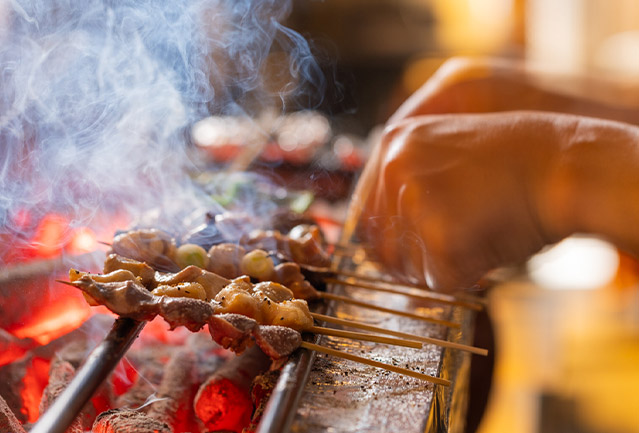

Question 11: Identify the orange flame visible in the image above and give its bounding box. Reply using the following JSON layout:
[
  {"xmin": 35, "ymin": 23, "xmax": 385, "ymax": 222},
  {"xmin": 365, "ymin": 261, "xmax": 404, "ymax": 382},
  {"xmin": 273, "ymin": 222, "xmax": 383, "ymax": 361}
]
[
  {"xmin": 11, "ymin": 291, "xmax": 91, "ymax": 345},
  {"xmin": 30, "ymin": 214, "xmax": 68, "ymax": 258},
  {"xmin": 21, "ymin": 357, "xmax": 51, "ymax": 423}
]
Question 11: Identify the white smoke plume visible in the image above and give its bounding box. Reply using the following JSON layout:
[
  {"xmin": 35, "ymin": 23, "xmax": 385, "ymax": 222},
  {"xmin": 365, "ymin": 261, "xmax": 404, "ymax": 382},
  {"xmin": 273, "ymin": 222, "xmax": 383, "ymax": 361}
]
[{"xmin": 0, "ymin": 0, "xmax": 324, "ymax": 262}]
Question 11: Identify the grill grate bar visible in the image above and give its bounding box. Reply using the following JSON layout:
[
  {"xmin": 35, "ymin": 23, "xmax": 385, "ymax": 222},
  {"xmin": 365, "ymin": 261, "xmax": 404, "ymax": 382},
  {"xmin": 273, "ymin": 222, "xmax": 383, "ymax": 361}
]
[{"xmin": 30, "ymin": 318, "xmax": 145, "ymax": 433}]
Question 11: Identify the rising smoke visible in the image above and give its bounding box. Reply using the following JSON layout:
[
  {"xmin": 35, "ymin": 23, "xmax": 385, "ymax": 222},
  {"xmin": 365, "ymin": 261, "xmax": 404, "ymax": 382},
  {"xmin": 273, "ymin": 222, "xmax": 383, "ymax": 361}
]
[{"xmin": 0, "ymin": 0, "xmax": 324, "ymax": 261}]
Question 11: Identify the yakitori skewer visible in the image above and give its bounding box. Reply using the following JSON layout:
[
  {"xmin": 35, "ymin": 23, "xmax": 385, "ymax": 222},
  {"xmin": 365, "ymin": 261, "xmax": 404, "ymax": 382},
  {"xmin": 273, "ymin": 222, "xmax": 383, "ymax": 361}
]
[
  {"xmin": 324, "ymin": 277, "xmax": 484, "ymax": 311},
  {"xmin": 317, "ymin": 292, "xmax": 460, "ymax": 329},
  {"xmin": 62, "ymin": 276, "xmax": 450, "ymax": 387},
  {"xmin": 100, "ymin": 235, "xmax": 485, "ymax": 311},
  {"xmin": 102, "ymin": 231, "xmax": 463, "ymax": 329},
  {"xmin": 57, "ymin": 277, "xmax": 421, "ymax": 351},
  {"xmin": 105, "ymin": 227, "xmax": 487, "ymax": 313},
  {"xmin": 311, "ymin": 313, "xmax": 487, "ymax": 356},
  {"xmin": 300, "ymin": 342, "xmax": 450, "ymax": 386}
]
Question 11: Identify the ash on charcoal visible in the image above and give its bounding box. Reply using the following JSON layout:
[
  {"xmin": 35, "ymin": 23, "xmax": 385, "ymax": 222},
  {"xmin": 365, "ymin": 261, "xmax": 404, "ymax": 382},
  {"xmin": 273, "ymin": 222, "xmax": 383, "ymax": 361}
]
[
  {"xmin": 0, "ymin": 393, "xmax": 26, "ymax": 433},
  {"xmin": 244, "ymin": 369, "xmax": 280, "ymax": 432},
  {"xmin": 145, "ymin": 348, "xmax": 201, "ymax": 430},
  {"xmin": 92, "ymin": 408, "xmax": 171, "ymax": 433},
  {"xmin": 0, "ymin": 355, "xmax": 31, "ymax": 424},
  {"xmin": 115, "ymin": 350, "xmax": 167, "ymax": 410},
  {"xmin": 39, "ymin": 358, "xmax": 84, "ymax": 433}
]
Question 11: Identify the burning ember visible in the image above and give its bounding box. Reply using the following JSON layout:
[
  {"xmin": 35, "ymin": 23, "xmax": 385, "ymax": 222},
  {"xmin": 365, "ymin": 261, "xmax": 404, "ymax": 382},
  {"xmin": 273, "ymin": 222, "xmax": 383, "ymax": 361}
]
[
  {"xmin": 0, "ymin": 0, "xmax": 321, "ymax": 422},
  {"xmin": 0, "ymin": 303, "xmax": 272, "ymax": 433}
]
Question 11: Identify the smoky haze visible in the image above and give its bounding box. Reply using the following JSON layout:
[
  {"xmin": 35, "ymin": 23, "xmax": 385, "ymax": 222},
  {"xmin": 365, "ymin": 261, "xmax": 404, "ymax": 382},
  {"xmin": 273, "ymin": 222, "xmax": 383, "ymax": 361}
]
[{"xmin": 0, "ymin": 0, "xmax": 324, "ymax": 262}]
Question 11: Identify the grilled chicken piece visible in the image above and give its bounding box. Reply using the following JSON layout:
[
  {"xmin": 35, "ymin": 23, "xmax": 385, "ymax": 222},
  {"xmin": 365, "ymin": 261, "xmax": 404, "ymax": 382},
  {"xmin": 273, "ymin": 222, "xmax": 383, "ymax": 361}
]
[
  {"xmin": 208, "ymin": 314, "xmax": 258, "ymax": 354},
  {"xmin": 69, "ymin": 277, "xmax": 214, "ymax": 331},
  {"xmin": 152, "ymin": 282, "xmax": 208, "ymax": 301},
  {"xmin": 207, "ymin": 315, "xmax": 300, "ymax": 359},
  {"xmin": 69, "ymin": 268, "xmax": 139, "ymax": 306},
  {"xmin": 110, "ymin": 229, "xmax": 179, "ymax": 271},
  {"xmin": 213, "ymin": 277, "xmax": 312, "ymax": 331},
  {"xmin": 159, "ymin": 297, "xmax": 216, "ymax": 332},
  {"xmin": 250, "ymin": 281, "xmax": 294, "ymax": 303},
  {"xmin": 69, "ymin": 268, "xmax": 138, "ymax": 283},
  {"xmin": 253, "ymin": 325, "xmax": 302, "ymax": 360},
  {"xmin": 214, "ymin": 277, "xmax": 263, "ymax": 322},
  {"xmin": 272, "ymin": 262, "xmax": 319, "ymax": 300},
  {"xmin": 104, "ymin": 254, "xmax": 156, "ymax": 286},
  {"xmin": 287, "ymin": 224, "xmax": 330, "ymax": 267},
  {"xmin": 70, "ymin": 277, "xmax": 160, "ymax": 322},
  {"xmin": 242, "ymin": 226, "xmax": 331, "ymax": 268},
  {"xmin": 261, "ymin": 299, "xmax": 313, "ymax": 331},
  {"xmin": 154, "ymin": 265, "xmax": 229, "ymax": 300}
]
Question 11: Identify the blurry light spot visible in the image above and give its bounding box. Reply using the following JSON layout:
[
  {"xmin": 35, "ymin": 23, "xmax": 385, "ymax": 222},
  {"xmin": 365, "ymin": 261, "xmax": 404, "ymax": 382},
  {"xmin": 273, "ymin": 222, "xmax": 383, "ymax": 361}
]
[
  {"xmin": 594, "ymin": 31, "xmax": 639, "ymax": 79},
  {"xmin": 192, "ymin": 117, "xmax": 222, "ymax": 147},
  {"xmin": 432, "ymin": 0, "xmax": 514, "ymax": 53},
  {"xmin": 527, "ymin": 237, "xmax": 619, "ymax": 290},
  {"xmin": 192, "ymin": 116, "xmax": 263, "ymax": 148},
  {"xmin": 68, "ymin": 227, "xmax": 97, "ymax": 254},
  {"xmin": 274, "ymin": 187, "xmax": 287, "ymax": 200},
  {"xmin": 334, "ymin": 135, "xmax": 354, "ymax": 156}
]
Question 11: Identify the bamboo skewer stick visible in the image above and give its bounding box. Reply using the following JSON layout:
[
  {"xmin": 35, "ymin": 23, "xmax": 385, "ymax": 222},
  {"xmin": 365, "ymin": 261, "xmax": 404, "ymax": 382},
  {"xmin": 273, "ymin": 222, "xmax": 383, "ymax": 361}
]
[
  {"xmin": 301, "ymin": 263, "xmax": 486, "ymax": 309},
  {"xmin": 327, "ymin": 243, "xmax": 359, "ymax": 254},
  {"xmin": 308, "ymin": 326, "xmax": 422, "ymax": 349},
  {"xmin": 311, "ymin": 313, "xmax": 487, "ymax": 356},
  {"xmin": 300, "ymin": 342, "xmax": 450, "ymax": 386},
  {"xmin": 324, "ymin": 277, "xmax": 483, "ymax": 311},
  {"xmin": 330, "ymin": 270, "xmax": 485, "ymax": 307},
  {"xmin": 330, "ymin": 248, "xmax": 357, "ymax": 258},
  {"xmin": 317, "ymin": 292, "xmax": 460, "ymax": 329}
]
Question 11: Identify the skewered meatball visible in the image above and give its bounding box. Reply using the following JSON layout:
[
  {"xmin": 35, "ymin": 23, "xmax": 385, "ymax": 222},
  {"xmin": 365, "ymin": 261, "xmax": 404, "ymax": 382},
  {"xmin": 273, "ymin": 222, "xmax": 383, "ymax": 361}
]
[{"xmin": 207, "ymin": 243, "xmax": 246, "ymax": 279}]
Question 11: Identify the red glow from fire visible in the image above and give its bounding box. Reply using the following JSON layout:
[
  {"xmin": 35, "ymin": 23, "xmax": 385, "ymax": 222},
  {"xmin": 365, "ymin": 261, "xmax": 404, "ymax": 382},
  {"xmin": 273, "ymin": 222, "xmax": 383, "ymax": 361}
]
[
  {"xmin": 11, "ymin": 293, "xmax": 91, "ymax": 345},
  {"xmin": 111, "ymin": 357, "xmax": 139, "ymax": 396},
  {"xmin": 91, "ymin": 386, "xmax": 114, "ymax": 418},
  {"xmin": 30, "ymin": 214, "xmax": 69, "ymax": 258},
  {"xmin": 175, "ymin": 399, "xmax": 205, "ymax": 433},
  {"xmin": 21, "ymin": 357, "xmax": 51, "ymax": 423},
  {"xmin": 140, "ymin": 317, "xmax": 197, "ymax": 345},
  {"xmin": 0, "ymin": 343, "xmax": 31, "ymax": 367},
  {"xmin": 194, "ymin": 377, "xmax": 253, "ymax": 433}
]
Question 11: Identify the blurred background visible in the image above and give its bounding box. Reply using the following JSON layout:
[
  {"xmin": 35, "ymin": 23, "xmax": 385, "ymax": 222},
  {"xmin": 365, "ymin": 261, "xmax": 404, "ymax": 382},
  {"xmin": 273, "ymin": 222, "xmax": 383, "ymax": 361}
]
[{"xmin": 278, "ymin": 1, "xmax": 639, "ymax": 433}]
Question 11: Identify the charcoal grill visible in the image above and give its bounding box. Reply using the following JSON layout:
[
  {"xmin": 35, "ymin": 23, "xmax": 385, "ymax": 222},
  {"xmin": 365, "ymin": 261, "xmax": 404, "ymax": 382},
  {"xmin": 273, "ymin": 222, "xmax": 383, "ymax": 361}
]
[{"xmin": 6, "ymin": 240, "xmax": 481, "ymax": 433}]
